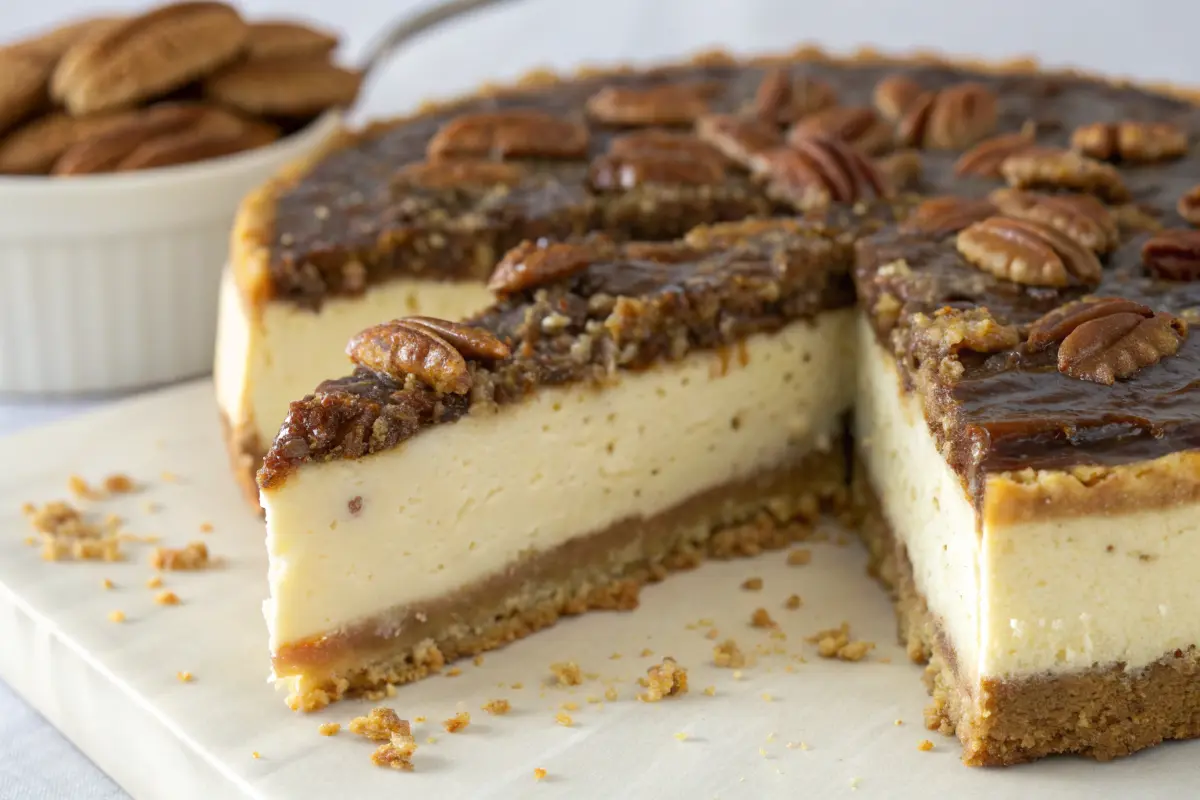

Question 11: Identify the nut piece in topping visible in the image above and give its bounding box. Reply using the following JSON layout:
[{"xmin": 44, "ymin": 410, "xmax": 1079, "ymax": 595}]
[
  {"xmin": 393, "ymin": 159, "xmax": 528, "ymax": 190},
  {"xmin": 1027, "ymin": 297, "xmax": 1153, "ymax": 350},
  {"xmin": 1070, "ymin": 121, "xmax": 1188, "ymax": 164},
  {"xmin": 873, "ymin": 74, "xmax": 924, "ymax": 123},
  {"xmin": 900, "ymin": 196, "xmax": 997, "ymax": 238},
  {"xmin": 953, "ymin": 124, "xmax": 1038, "ymax": 177},
  {"xmin": 875, "ymin": 149, "xmax": 923, "ymax": 192},
  {"xmin": 639, "ymin": 657, "xmax": 688, "ymax": 702},
  {"xmin": 488, "ymin": 240, "xmax": 605, "ymax": 295},
  {"xmin": 399, "ymin": 317, "xmax": 510, "ymax": 361},
  {"xmin": 349, "ymin": 707, "xmax": 411, "ymax": 742},
  {"xmin": 786, "ymin": 106, "xmax": 893, "ymax": 155},
  {"xmin": 1141, "ymin": 229, "xmax": 1200, "ymax": 281},
  {"xmin": 426, "ymin": 109, "xmax": 588, "ymax": 160},
  {"xmin": 586, "ymin": 82, "xmax": 717, "ymax": 126},
  {"xmin": 957, "ymin": 216, "xmax": 1102, "ymax": 288},
  {"xmin": 590, "ymin": 130, "xmax": 727, "ymax": 190},
  {"xmin": 149, "ymin": 541, "xmax": 209, "ymax": 571},
  {"xmin": 752, "ymin": 68, "xmax": 837, "ymax": 124},
  {"xmin": 987, "ymin": 189, "xmax": 1118, "ymax": 252},
  {"xmin": 346, "ymin": 319, "xmax": 471, "ymax": 394},
  {"xmin": 1179, "ymin": 185, "xmax": 1200, "ymax": 227},
  {"xmin": 756, "ymin": 134, "xmax": 887, "ymax": 211},
  {"xmin": 1000, "ymin": 148, "xmax": 1130, "ymax": 204},
  {"xmin": 694, "ymin": 113, "xmax": 781, "ymax": 167},
  {"xmin": 895, "ymin": 82, "xmax": 998, "ymax": 150},
  {"xmin": 1058, "ymin": 311, "xmax": 1187, "ymax": 385},
  {"xmin": 912, "ymin": 307, "xmax": 1021, "ymax": 356}
]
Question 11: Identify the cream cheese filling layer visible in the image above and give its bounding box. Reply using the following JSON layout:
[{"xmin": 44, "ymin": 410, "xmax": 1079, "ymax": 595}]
[
  {"xmin": 214, "ymin": 271, "xmax": 494, "ymax": 452},
  {"xmin": 855, "ymin": 314, "xmax": 1200, "ymax": 682},
  {"xmin": 263, "ymin": 310, "xmax": 856, "ymax": 651}
]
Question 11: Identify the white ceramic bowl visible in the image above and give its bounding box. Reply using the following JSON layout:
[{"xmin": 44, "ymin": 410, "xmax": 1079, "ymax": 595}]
[{"xmin": 0, "ymin": 111, "xmax": 341, "ymax": 397}]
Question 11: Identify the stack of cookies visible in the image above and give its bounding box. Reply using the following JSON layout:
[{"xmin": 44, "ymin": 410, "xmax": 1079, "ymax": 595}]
[{"xmin": 0, "ymin": 1, "xmax": 362, "ymax": 176}]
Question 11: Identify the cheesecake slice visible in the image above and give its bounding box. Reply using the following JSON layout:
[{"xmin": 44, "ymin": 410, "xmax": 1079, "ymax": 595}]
[{"xmin": 258, "ymin": 220, "xmax": 856, "ymax": 711}]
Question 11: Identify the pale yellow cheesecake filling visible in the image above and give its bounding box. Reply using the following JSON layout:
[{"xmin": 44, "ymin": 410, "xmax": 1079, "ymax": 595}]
[
  {"xmin": 262, "ymin": 310, "xmax": 856, "ymax": 651},
  {"xmin": 856, "ymin": 315, "xmax": 1200, "ymax": 682},
  {"xmin": 214, "ymin": 270, "xmax": 494, "ymax": 452}
]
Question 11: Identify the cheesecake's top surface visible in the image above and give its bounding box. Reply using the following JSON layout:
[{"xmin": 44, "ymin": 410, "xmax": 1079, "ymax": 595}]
[
  {"xmin": 257, "ymin": 219, "xmax": 855, "ymax": 488},
  {"xmin": 256, "ymin": 48, "xmax": 1199, "ymax": 309}
]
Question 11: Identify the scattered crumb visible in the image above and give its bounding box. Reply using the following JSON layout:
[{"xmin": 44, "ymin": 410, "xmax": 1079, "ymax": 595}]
[
  {"xmin": 850, "ymin": 777, "xmax": 860, "ymax": 790},
  {"xmin": 713, "ymin": 639, "xmax": 746, "ymax": 669},
  {"xmin": 732, "ymin": 670, "xmax": 744, "ymax": 680},
  {"xmin": 23, "ymin": 536, "xmax": 35, "ymax": 547},
  {"xmin": 511, "ymin": 682, "xmax": 524, "ymax": 690},
  {"xmin": 146, "ymin": 575, "xmax": 163, "ymax": 589},
  {"xmin": 176, "ymin": 671, "xmax": 193, "ymax": 683},
  {"xmin": 895, "ymin": 719, "xmax": 903, "ymax": 726},
  {"xmin": 808, "ymin": 623, "xmax": 875, "ymax": 661},
  {"xmin": 750, "ymin": 608, "xmax": 776, "ymax": 629},
  {"xmin": 199, "ymin": 522, "xmax": 213, "ymax": 533},
  {"xmin": 604, "ymin": 686, "xmax": 618, "ymax": 702},
  {"xmin": 413, "ymin": 716, "xmax": 426, "ymax": 724},
  {"xmin": 639, "ymin": 648, "xmax": 653, "ymax": 657},
  {"xmin": 784, "ymin": 594, "xmax": 802, "ymax": 610},
  {"xmin": 786, "ymin": 741, "xmax": 801, "ymax": 749},
  {"xmin": 108, "ymin": 610, "xmax": 125, "ymax": 623},
  {"xmin": 100, "ymin": 578, "xmax": 114, "ymax": 590},
  {"xmin": 533, "ymin": 767, "xmax": 547, "ymax": 781},
  {"xmin": 740, "ymin": 577, "xmax": 763, "ymax": 591},
  {"xmin": 639, "ymin": 657, "xmax": 688, "ymax": 702},
  {"xmin": 154, "ymin": 591, "xmax": 180, "ymax": 606},
  {"xmin": 150, "ymin": 541, "xmax": 209, "ymax": 571},
  {"xmin": 68, "ymin": 474, "xmax": 99, "ymax": 499},
  {"xmin": 443, "ymin": 712, "xmax": 470, "ymax": 733},
  {"xmin": 103, "ymin": 474, "xmax": 136, "ymax": 494},
  {"xmin": 698, "ymin": 617, "xmax": 714, "ymax": 625},
  {"xmin": 609, "ymin": 652, "xmax": 622, "ymax": 660},
  {"xmin": 918, "ymin": 739, "xmax": 934, "ymax": 752},
  {"xmin": 142, "ymin": 501, "xmax": 159, "ymax": 514},
  {"xmin": 349, "ymin": 708, "xmax": 410, "ymax": 742},
  {"xmin": 555, "ymin": 712, "xmax": 573, "ymax": 727},
  {"xmin": 561, "ymin": 701, "xmax": 579, "ymax": 711},
  {"xmin": 372, "ymin": 733, "xmax": 417, "ymax": 771},
  {"xmin": 445, "ymin": 667, "xmax": 462, "ymax": 678},
  {"xmin": 786, "ymin": 548, "xmax": 812, "ymax": 566},
  {"xmin": 703, "ymin": 685, "xmax": 716, "ymax": 696},
  {"xmin": 761, "ymin": 693, "xmax": 773, "ymax": 702},
  {"xmin": 473, "ymin": 654, "xmax": 484, "ymax": 666},
  {"xmin": 160, "ymin": 471, "xmax": 179, "ymax": 483},
  {"xmin": 550, "ymin": 661, "xmax": 583, "ymax": 686},
  {"xmin": 25, "ymin": 500, "xmax": 123, "ymax": 562},
  {"xmin": 586, "ymin": 695, "xmax": 601, "ymax": 704},
  {"xmin": 674, "ymin": 732, "xmax": 688, "ymax": 741},
  {"xmin": 318, "ymin": 722, "xmax": 340, "ymax": 736},
  {"xmin": 704, "ymin": 627, "xmax": 719, "ymax": 639},
  {"xmin": 252, "ymin": 751, "xmax": 261, "ymax": 760},
  {"xmin": 482, "ymin": 699, "xmax": 511, "ymax": 715}
]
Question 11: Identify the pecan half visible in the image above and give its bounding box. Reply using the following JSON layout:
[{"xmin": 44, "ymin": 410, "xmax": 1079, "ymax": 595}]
[
  {"xmin": 896, "ymin": 82, "xmax": 998, "ymax": 150},
  {"xmin": 752, "ymin": 68, "xmax": 837, "ymax": 124},
  {"xmin": 872, "ymin": 74, "xmax": 923, "ymax": 123},
  {"xmin": 1141, "ymin": 228, "xmax": 1200, "ymax": 281},
  {"xmin": 987, "ymin": 188, "xmax": 1118, "ymax": 252},
  {"xmin": 1027, "ymin": 297, "xmax": 1153, "ymax": 350},
  {"xmin": 585, "ymin": 82, "xmax": 717, "ymax": 126},
  {"xmin": 694, "ymin": 113, "xmax": 781, "ymax": 167},
  {"xmin": 875, "ymin": 149, "xmax": 923, "ymax": 191},
  {"xmin": 1070, "ymin": 121, "xmax": 1188, "ymax": 164},
  {"xmin": 755, "ymin": 135, "xmax": 886, "ymax": 211},
  {"xmin": 589, "ymin": 130, "xmax": 726, "ymax": 190},
  {"xmin": 1000, "ymin": 148, "xmax": 1130, "ymax": 204},
  {"xmin": 1179, "ymin": 185, "xmax": 1200, "ymax": 226},
  {"xmin": 956, "ymin": 216, "xmax": 1103, "ymax": 287},
  {"xmin": 400, "ymin": 317, "xmax": 511, "ymax": 361},
  {"xmin": 900, "ymin": 196, "xmax": 997, "ymax": 238},
  {"xmin": 1058, "ymin": 311, "xmax": 1187, "ymax": 385},
  {"xmin": 607, "ymin": 129, "xmax": 722, "ymax": 161},
  {"xmin": 487, "ymin": 240, "xmax": 607, "ymax": 295},
  {"xmin": 426, "ymin": 110, "xmax": 588, "ymax": 160},
  {"xmin": 786, "ymin": 106, "xmax": 893, "ymax": 155},
  {"xmin": 346, "ymin": 320, "xmax": 470, "ymax": 394},
  {"xmin": 394, "ymin": 159, "xmax": 528, "ymax": 190},
  {"xmin": 953, "ymin": 124, "xmax": 1038, "ymax": 177}
]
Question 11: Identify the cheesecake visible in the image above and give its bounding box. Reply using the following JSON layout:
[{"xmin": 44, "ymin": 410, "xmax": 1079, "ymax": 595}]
[
  {"xmin": 243, "ymin": 45, "xmax": 1200, "ymax": 765},
  {"xmin": 258, "ymin": 220, "xmax": 858, "ymax": 711}
]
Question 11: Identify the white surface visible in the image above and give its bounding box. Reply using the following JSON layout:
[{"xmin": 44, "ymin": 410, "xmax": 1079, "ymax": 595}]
[{"xmin": 2, "ymin": 381, "xmax": 1200, "ymax": 800}]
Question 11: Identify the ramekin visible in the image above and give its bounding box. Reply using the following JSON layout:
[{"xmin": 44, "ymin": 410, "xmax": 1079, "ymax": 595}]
[{"xmin": 0, "ymin": 111, "xmax": 341, "ymax": 397}]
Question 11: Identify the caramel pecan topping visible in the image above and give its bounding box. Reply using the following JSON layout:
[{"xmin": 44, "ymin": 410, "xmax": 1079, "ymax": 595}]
[
  {"xmin": 872, "ymin": 74, "xmax": 923, "ymax": 123},
  {"xmin": 756, "ymin": 134, "xmax": 887, "ymax": 211},
  {"xmin": 683, "ymin": 217, "xmax": 812, "ymax": 250},
  {"xmin": 589, "ymin": 130, "xmax": 727, "ymax": 190},
  {"xmin": 956, "ymin": 216, "xmax": 1103, "ymax": 287},
  {"xmin": 987, "ymin": 188, "xmax": 1118, "ymax": 252},
  {"xmin": 394, "ymin": 160, "xmax": 527, "ymax": 190},
  {"xmin": 953, "ymin": 124, "xmax": 1038, "ymax": 177},
  {"xmin": 786, "ymin": 106, "xmax": 893, "ymax": 155},
  {"xmin": 1058, "ymin": 311, "xmax": 1187, "ymax": 385},
  {"xmin": 912, "ymin": 307, "xmax": 1021, "ymax": 356},
  {"xmin": 1179, "ymin": 185, "xmax": 1200, "ymax": 226},
  {"xmin": 875, "ymin": 149, "xmax": 923, "ymax": 192},
  {"xmin": 427, "ymin": 110, "xmax": 588, "ymax": 161},
  {"xmin": 607, "ymin": 129, "xmax": 722, "ymax": 161},
  {"xmin": 400, "ymin": 317, "xmax": 511, "ymax": 362},
  {"xmin": 585, "ymin": 82, "xmax": 718, "ymax": 126},
  {"xmin": 695, "ymin": 113, "xmax": 781, "ymax": 167},
  {"xmin": 1027, "ymin": 297, "xmax": 1153, "ymax": 350},
  {"xmin": 895, "ymin": 82, "xmax": 998, "ymax": 151},
  {"xmin": 346, "ymin": 319, "xmax": 471, "ymax": 394},
  {"xmin": 1070, "ymin": 121, "xmax": 1188, "ymax": 164},
  {"xmin": 621, "ymin": 241, "xmax": 707, "ymax": 263},
  {"xmin": 1000, "ymin": 148, "xmax": 1130, "ymax": 204},
  {"xmin": 752, "ymin": 68, "xmax": 837, "ymax": 124},
  {"xmin": 1141, "ymin": 228, "xmax": 1200, "ymax": 281},
  {"xmin": 900, "ymin": 196, "xmax": 997, "ymax": 238},
  {"xmin": 487, "ymin": 240, "xmax": 609, "ymax": 295}
]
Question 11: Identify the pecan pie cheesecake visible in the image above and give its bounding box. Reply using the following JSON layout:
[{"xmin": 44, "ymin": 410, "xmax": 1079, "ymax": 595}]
[{"xmin": 239, "ymin": 46, "xmax": 1200, "ymax": 766}]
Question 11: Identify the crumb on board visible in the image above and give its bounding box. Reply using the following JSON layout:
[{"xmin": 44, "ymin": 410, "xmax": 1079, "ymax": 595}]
[
  {"xmin": 317, "ymin": 722, "xmax": 341, "ymax": 736},
  {"xmin": 108, "ymin": 610, "xmax": 125, "ymax": 623},
  {"xmin": 550, "ymin": 661, "xmax": 583, "ymax": 686},
  {"xmin": 918, "ymin": 739, "xmax": 934, "ymax": 751},
  {"xmin": 555, "ymin": 712, "xmax": 573, "ymax": 727},
  {"xmin": 786, "ymin": 548, "xmax": 812, "ymax": 566},
  {"xmin": 741, "ymin": 577, "xmax": 763, "ymax": 591},
  {"xmin": 713, "ymin": 639, "xmax": 746, "ymax": 669},
  {"xmin": 639, "ymin": 657, "xmax": 688, "ymax": 702},
  {"xmin": 154, "ymin": 591, "xmax": 180, "ymax": 606},
  {"xmin": 100, "ymin": 578, "xmax": 114, "ymax": 590},
  {"xmin": 750, "ymin": 608, "xmax": 776, "ymax": 629},
  {"xmin": 160, "ymin": 471, "xmax": 179, "ymax": 483},
  {"xmin": 703, "ymin": 685, "xmax": 716, "ymax": 696},
  {"xmin": 252, "ymin": 751, "xmax": 261, "ymax": 760},
  {"xmin": 482, "ymin": 699, "xmax": 511, "ymax": 715},
  {"xmin": 371, "ymin": 734, "xmax": 417, "ymax": 771},
  {"xmin": 674, "ymin": 732, "xmax": 688, "ymax": 741},
  {"xmin": 103, "ymin": 474, "xmax": 136, "ymax": 494},
  {"xmin": 199, "ymin": 522, "xmax": 213, "ymax": 533},
  {"xmin": 785, "ymin": 594, "xmax": 802, "ymax": 610},
  {"xmin": 68, "ymin": 475, "xmax": 99, "ymax": 499},
  {"xmin": 604, "ymin": 686, "xmax": 618, "ymax": 702},
  {"xmin": 533, "ymin": 767, "xmax": 547, "ymax": 781},
  {"xmin": 349, "ymin": 708, "xmax": 410, "ymax": 742},
  {"xmin": 443, "ymin": 712, "xmax": 470, "ymax": 733},
  {"xmin": 445, "ymin": 667, "xmax": 462, "ymax": 677},
  {"xmin": 150, "ymin": 541, "xmax": 209, "ymax": 571},
  {"xmin": 808, "ymin": 623, "xmax": 876, "ymax": 661},
  {"xmin": 146, "ymin": 575, "xmax": 163, "ymax": 589},
  {"xmin": 639, "ymin": 648, "xmax": 653, "ymax": 657},
  {"xmin": 560, "ymin": 701, "xmax": 579, "ymax": 711},
  {"xmin": 176, "ymin": 671, "xmax": 193, "ymax": 683},
  {"xmin": 24, "ymin": 500, "xmax": 124, "ymax": 562}
]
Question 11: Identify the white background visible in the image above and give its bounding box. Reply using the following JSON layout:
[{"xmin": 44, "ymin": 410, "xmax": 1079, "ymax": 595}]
[{"xmin": 2, "ymin": 0, "xmax": 1199, "ymax": 797}]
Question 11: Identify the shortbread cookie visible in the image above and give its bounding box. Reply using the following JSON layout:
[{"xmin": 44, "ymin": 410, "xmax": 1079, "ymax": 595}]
[
  {"xmin": 0, "ymin": 110, "xmax": 130, "ymax": 174},
  {"xmin": 203, "ymin": 56, "xmax": 361, "ymax": 117},
  {"xmin": 0, "ymin": 49, "xmax": 51, "ymax": 136},
  {"xmin": 117, "ymin": 120, "xmax": 278, "ymax": 170},
  {"xmin": 52, "ymin": 2, "xmax": 249, "ymax": 114},
  {"xmin": 244, "ymin": 21, "xmax": 338, "ymax": 62},
  {"xmin": 8, "ymin": 17, "xmax": 123, "ymax": 66}
]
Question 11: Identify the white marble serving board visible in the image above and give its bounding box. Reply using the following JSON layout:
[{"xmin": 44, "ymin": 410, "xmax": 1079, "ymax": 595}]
[{"xmin": 0, "ymin": 380, "xmax": 1194, "ymax": 799}]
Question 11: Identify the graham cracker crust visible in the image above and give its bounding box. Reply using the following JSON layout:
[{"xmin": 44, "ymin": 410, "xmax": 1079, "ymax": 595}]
[
  {"xmin": 217, "ymin": 407, "xmax": 263, "ymax": 510},
  {"xmin": 276, "ymin": 442, "xmax": 850, "ymax": 711},
  {"xmin": 854, "ymin": 461, "xmax": 1200, "ymax": 766}
]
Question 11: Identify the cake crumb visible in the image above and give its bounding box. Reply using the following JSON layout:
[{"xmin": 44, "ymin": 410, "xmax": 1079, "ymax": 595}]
[
  {"xmin": 639, "ymin": 657, "xmax": 688, "ymax": 702},
  {"xmin": 150, "ymin": 541, "xmax": 209, "ymax": 571},
  {"xmin": 103, "ymin": 474, "xmax": 136, "ymax": 494},
  {"xmin": 555, "ymin": 712, "xmax": 573, "ymax": 727},
  {"xmin": 413, "ymin": 716, "xmax": 426, "ymax": 723},
  {"xmin": 26, "ymin": 500, "xmax": 124, "ymax": 562},
  {"xmin": 786, "ymin": 548, "xmax": 812, "ymax": 566},
  {"xmin": 199, "ymin": 522, "xmax": 213, "ymax": 533},
  {"xmin": 533, "ymin": 767, "xmax": 547, "ymax": 781},
  {"xmin": 550, "ymin": 661, "xmax": 583, "ymax": 686},
  {"xmin": 762, "ymin": 693, "xmax": 773, "ymax": 702},
  {"xmin": 741, "ymin": 577, "xmax": 763, "ymax": 591},
  {"xmin": 154, "ymin": 591, "xmax": 180, "ymax": 606},
  {"xmin": 68, "ymin": 475, "xmax": 100, "ymax": 499},
  {"xmin": 713, "ymin": 639, "xmax": 746, "ymax": 669},
  {"xmin": 703, "ymin": 685, "xmax": 716, "ymax": 696},
  {"xmin": 808, "ymin": 622, "xmax": 876, "ymax": 661},
  {"xmin": 100, "ymin": 578, "xmax": 114, "ymax": 590},
  {"xmin": 586, "ymin": 695, "xmax": 601, "ymax": 704},
  {"xmin": 511, "ymin": 683, "xmax": 523, "ymax": 690},
  {"xmin": 445, "ymin": 667, "xmax": 462, "ymax": 677},
  {"xmin": 750, "ymin": 608, "xmax": 776, "ymax": 629},
  {"xmin": 784, "ymin": 594, "xmax": 802, "ymax": 610},
  {"xmin": 674, "ymin": 732, "xmax": 688, "ymax": 741},
  {"xmin": 371, "ymin": 733, "xmax": 417, "ymax": 771},
  {"xmin": 561, "ymin": 701, "xmax": 579, "ymax": 711},
  {"xmin": 443, "ymin": 712, "xmax": 470, "ymax": 733},
  {"xmin": 252, "ymin": 751, "xmax": 261, "ymax": 760},
  {"xmin": 146, "ymin": 575, "xmax": 163, "ymax": 589},
  {"xmin": 609, "ymin": 652, "xmax": 622, "ymax": 660},
  {"xmin": 479, "ymin": 698, "xmax": 509, "ymax": 715},
  {"xmin": 160, "ymin": 471, "xmax": 179, "ymax": 483},
  {"xmin": 349, "ymin": 708, "xmax": 410, "ymax": 742},
  {"xmin": 704, "ymin": 627, "xmax": 719, "ymax": 639},
  {"xmin": 108, "ymin": 610, "xmax": 125, "ymax": 623},
  {"xmin": 918, "ymin": 739, "xmax": 934, "ymax": 751},
  {"xmin": 895, "ymin": 719, "xmax": 903, "ymax": 726},
  {"xmin": 604, "ymin": 686, "xmax": 619, "ymax": 702},
  {"xmin": 425, "ymin": 736, "xmax": 437, "ymax": 744},
  {"xmin": 639, "ymin": 648, "xmax": 653, "ymax": 657},
  {"xmin": 473, "ymin": 654, "xmax": 484, "ymax": 666},
  {"xmin": 176, "ymin": 671, "xmax": 193, "ymax": 683},
  {"xmin": 318, "ymin": 723, "xmax": 340, "ymax": 736}
]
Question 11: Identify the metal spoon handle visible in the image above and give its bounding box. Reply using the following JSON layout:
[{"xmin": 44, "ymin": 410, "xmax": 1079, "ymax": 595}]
[{"xmin": 361, "ymin": 0, "xmax": 525, "ymax": 80}]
